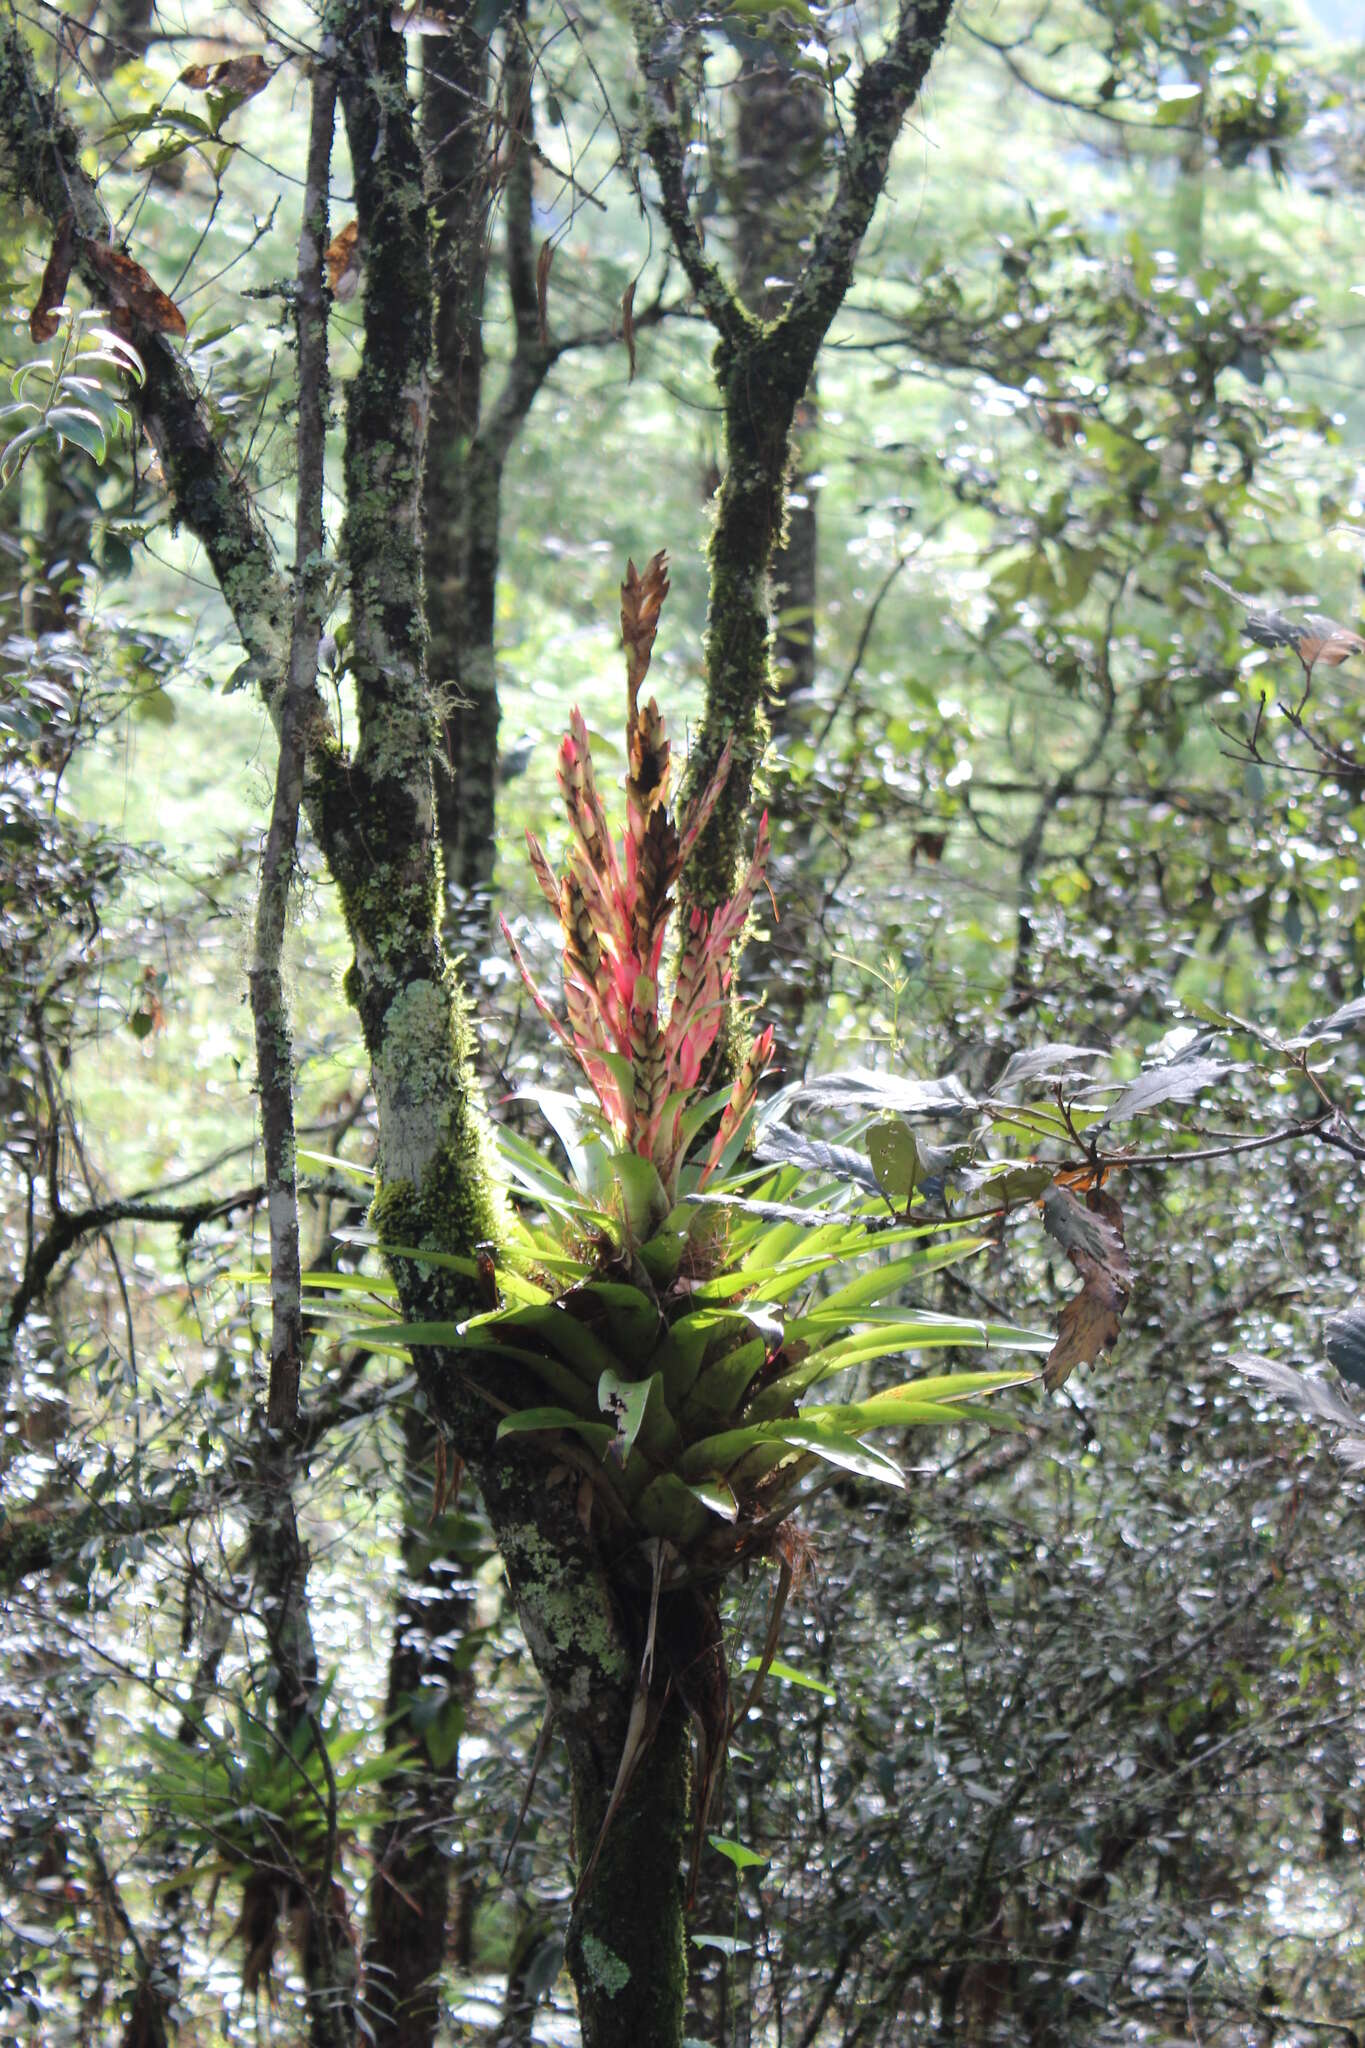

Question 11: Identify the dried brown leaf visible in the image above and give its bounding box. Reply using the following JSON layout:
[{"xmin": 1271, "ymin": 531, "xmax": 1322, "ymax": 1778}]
[
  {"xmin": 180, "ymin": 53, "xmax": 274, "ymax": 99},
  {"xmin": 536, "ymin": 238, "xmax": 553, "ymax": 345},
  {"xmin": 622, "ymin": 278, "xmax": 637, "ymax": 382},
  {"xmin": 85, "ymin": 241, "xmax": 187, "ymax": 338},
  {"xmin": 1044, "ymin": 1254, "xmax": 1126, "ymax": 1391},
  {"xmin": 325, "ymin": 220, "xmax": 361, "ymax": 300},
  {"xmin": 1042, "ymin": 1186, "xmax": 1130, "ymax": 1391},
  {"xmin": 30, "ymin": 212, "xmax": 75, "ymax": 344}
]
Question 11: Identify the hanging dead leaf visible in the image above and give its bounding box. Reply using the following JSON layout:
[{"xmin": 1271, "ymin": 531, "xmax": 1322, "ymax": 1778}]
[
  {"xmin": 1044, "ymin": 1254, "xmax": 1126, "ymax": 1391},
  {"xmin": 622, "ymin": 278, "xmax": 637, "ymax": 382},
  {"xmin": 475, "ymin": 1245, "xmax": 500, "ymax": 1310},
  {"xmin": 325, "ymin": 220, "xmax": 361, "ymax": 301},
  {"xmin": 30, "ymin": 212, "xmax": 76, "ymax": 344},
  {"xmin": 1042, "ymin": 1185, "xmax": 1130, "ymax": 1391},
  {"xmin": 536, "ymin": 238, "xmax": 554, "ymax": 346},
  {"xmin": 180, "ymin": 53, "xmax": 274, "ymax": 99},
  {"xmin": 85, "ymin": 241, "xmax": 187, "ymax": 338},
  {"xmin": 1041, "ymin": 1182, "xmax": 1125, "ymax": 1280}
]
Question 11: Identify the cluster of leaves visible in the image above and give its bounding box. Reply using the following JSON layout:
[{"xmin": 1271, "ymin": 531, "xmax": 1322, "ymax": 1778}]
[{"xmin": 1, "ymin": 312, "xmax": 141, "ymax": 485}]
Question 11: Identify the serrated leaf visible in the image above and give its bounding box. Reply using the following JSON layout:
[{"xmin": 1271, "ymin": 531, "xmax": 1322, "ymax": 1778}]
[{"xmin": 994, "ymin": 1044, "xmax": 1104, "ymax": 1090}]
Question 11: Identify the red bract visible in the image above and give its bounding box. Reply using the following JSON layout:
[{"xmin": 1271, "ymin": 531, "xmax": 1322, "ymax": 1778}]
[{"xmin": 500, "ymin": 551, "xmax": 775, "ymax": 1196}]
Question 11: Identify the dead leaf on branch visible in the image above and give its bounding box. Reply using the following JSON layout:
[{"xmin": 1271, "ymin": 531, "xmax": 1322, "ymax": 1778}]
[
  {"xmin": 85, "ymin": 241, "xmax": 187, "ymax": 338},
  {"xmin": 30, "ymin": 212, "xmax": 75, "ymax": 343},
  {"xmin": 1042, "ymin": 1184, "xmax": 1131, "ymax": 1392},
  {"xmin": 324, "ymin": 221, "xmax": 361, "ymax": 301},
  {"xmin": 179, "ymin": 53, "xmax": 274, "ymax": 100},
  {"xmin": 1042, "ymin": 1182, "xmax": 1125, "ymax": 1275},
  {"xmin": 1045, "ymin": 1252, "xmax": 1126, "ymax": 1390}
]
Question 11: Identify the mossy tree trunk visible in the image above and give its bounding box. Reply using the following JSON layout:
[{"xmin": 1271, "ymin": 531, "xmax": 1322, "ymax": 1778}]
[{"xmin": 563, "ymin": 1693, "xmax": 692, "ymax": 2048}]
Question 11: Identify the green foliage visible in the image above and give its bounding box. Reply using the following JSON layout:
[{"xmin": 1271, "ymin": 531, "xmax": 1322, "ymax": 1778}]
[
  {"xmin": 338, "ymin": 1126, "xmax": 1045, "ymax": 1560},
  {"xmin": 0, "ymin": 313, "xmax": 140, "ymax": 484}
]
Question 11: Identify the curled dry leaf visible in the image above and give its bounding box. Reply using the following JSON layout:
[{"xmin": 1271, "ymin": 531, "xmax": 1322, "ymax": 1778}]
[
  {"xmin": 1042, "ymin": 1182, "xmax": 1123, "ymax": 1272},
  {"xmin": 1042, "ymin": 1185, "xmax": 1130, "ymax": 1392},
  {"xmin": 622, "ymin": 278, "xmax": 637, "ymax": 382},
  {"xmin": 536, "ymin": 238, "xmax": 553, "ymax": 346},
  {"xmin": 179, "ymin": 53, "xmax": 274, "ymax": 99},
  {"xmin": 325, "ymin": 220, "xmax": 361, "ymax": 301},
  {"xmin": 30, "ymin": 212, "xmax": 76, "ymax": 344},
  {"xmin": 85, "ymin": 241, "xmax": 187, "ymax": 338}
]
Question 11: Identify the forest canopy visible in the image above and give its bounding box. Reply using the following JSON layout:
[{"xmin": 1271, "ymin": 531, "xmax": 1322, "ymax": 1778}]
[{"xmin": 4, "ymin": 2, "xmax": 1365, "ymax": 2045}]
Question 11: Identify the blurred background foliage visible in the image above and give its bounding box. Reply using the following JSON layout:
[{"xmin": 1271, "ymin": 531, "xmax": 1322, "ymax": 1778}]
[{"xmin": 6, "ymin": 0, "xmax": 1365, "ymax": 2042}]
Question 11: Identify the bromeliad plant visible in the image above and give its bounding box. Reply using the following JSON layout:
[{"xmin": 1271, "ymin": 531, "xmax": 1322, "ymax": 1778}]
[
  {"xmin": 343, "ymin": 555, "xmax": 1047, "ymax": 1567},
  {"xmin": 320, "ymin": 552, "xmax": 1050, "ymax": 1902}
]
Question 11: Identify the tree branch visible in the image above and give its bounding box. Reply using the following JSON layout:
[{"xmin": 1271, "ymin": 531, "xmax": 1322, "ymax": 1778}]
[
  {"xmin": 782, "ymin": 0, "xmax": 956, "ymax": 348},
  {"xmin": 5, "ymin": 1186, "xmax": 264, "ymax": 1344},
  {"xmin": 630, "ymin": 0, "xmax": 749, "ymax": 341}
]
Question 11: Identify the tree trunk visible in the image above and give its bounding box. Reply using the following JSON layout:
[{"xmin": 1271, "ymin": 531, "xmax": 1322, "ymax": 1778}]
[
  {"xmin": 362, "ymin": 1411, "xmax": 478, "ymax": 2048},
  {"xmin": 424, "ymin": 4, "xmax": 494, "ymax": 937},
  {"xmin": 732, "ymin": 54, "xmax": 826, "ymax": 722},
  {"xmin": 564, "ymin": 1692, "xmax": 691, "ymax": 2048}
]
